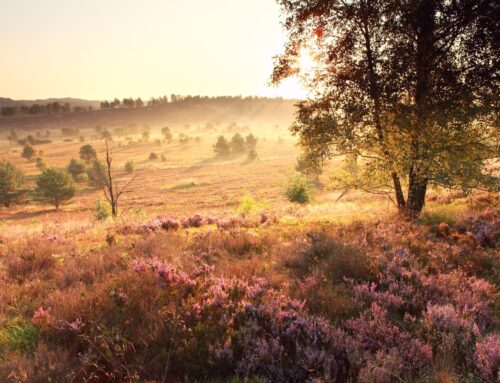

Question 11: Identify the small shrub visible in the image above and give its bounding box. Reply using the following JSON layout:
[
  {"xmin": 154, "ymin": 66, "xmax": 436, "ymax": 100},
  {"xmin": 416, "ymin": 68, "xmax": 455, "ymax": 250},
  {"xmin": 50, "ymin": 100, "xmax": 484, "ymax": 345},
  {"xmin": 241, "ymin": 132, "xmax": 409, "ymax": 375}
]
[
  {"xmin": 94, "ymin": 199, "xmax": 112, "ymax": 221},
  {"xmin": 285, "ymin": 172, "xmax": 310, "ymax": 204},
  {"xmin": 236, "ymin": 194, "xmax": 265, "ymax": 217},
  {"xmin": 21, "ymin": 144, "xmax": 35, "ymax": 160},
  {"xmin": 149, "ymin": 152, "xmax": 158, "ymax": 160},
  {"xmin": 124, "ymin": 160, "xmax": 134, "ymax": 173}
]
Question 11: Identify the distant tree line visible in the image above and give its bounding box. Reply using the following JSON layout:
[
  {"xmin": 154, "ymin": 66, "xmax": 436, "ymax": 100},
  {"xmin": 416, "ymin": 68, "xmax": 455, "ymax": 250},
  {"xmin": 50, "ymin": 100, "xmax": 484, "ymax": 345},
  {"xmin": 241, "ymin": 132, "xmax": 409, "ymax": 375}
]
[
  {"xmin": 99, "ymin": 95, "xmax": 294, "ymax": 110},
  {"xmin": 1, "ymin": 102, "xmax": 92, "ymax": 117}
]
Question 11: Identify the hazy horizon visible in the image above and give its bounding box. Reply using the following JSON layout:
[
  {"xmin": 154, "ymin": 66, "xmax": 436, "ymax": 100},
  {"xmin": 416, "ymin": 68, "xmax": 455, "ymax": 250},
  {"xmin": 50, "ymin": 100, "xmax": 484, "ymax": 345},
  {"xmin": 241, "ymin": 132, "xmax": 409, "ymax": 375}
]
[{"xmin": 1, "ymin": 0, "xmax": 307, "ymax": 101}]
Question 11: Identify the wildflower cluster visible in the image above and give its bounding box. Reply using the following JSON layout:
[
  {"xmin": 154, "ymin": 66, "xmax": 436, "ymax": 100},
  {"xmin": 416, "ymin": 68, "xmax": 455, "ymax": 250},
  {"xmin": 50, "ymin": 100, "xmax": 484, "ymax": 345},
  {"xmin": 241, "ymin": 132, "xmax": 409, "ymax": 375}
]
[{"xmin": 117, "ymin": 212, "xmax": 277, "ymax": 234}]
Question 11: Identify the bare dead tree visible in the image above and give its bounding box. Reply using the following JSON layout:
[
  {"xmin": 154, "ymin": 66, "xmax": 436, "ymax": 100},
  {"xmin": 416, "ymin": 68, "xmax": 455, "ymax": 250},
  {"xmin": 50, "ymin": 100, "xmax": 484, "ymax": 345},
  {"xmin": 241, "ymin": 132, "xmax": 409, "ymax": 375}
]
[{"xmin": 101, "ymin": 139, "xmax": 135, "ymax": 217}]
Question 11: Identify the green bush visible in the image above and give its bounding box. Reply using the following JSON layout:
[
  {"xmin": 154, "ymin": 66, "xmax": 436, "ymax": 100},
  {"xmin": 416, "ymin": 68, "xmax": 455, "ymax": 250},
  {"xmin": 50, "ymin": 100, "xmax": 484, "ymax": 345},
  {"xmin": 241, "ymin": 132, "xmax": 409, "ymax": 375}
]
[
  {"xmin": 236, "ymin": 194, "xmax": 266, "ymax": 217},
  {"xmin": 21, "ymin": 144, "xmax": 35, "ymax": 160},
  {"xmin": 213, "ymin": 136, "xmax": 230, "ymax": 157},
  {"xmin": 94, "ymin": 199, "xmax": 112, "ymax": 221},
  {"xmin": 230, "ymin": 133, "xmax": 246, "ymax": 153},
  {"xmin": 86, "ymin": 159, "xmax": 108, "ymax": 189},
  {"xmin": 285, "ymin": 173, "xmax": 311, "ymax": 204},
  {"xmin": 79, "ymin": 144, "xmax": 97, "ymax": 162},
  {"xmin": 124, "ymin": 160, "xmax": 135, "ymax": 173},
  {"xmin": 67, "ymin": 158, "xmax": 86, "ymax": 182}
]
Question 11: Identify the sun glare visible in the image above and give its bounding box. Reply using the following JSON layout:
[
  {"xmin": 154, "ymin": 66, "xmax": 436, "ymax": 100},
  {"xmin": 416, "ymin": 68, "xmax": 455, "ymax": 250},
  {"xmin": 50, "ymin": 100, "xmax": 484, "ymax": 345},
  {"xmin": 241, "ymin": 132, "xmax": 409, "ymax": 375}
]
[{"xmin": 297, "ymin": 47, "xmax": 317, "ymax": 74}]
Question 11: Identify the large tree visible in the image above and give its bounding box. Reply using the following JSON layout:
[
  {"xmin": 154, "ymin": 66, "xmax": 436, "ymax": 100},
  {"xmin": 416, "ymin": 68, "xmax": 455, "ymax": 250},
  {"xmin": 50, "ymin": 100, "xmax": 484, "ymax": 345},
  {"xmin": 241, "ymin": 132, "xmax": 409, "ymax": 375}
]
[{"xmin": 272, "ymin": 0, "xmax": 499, "ymax": 217}]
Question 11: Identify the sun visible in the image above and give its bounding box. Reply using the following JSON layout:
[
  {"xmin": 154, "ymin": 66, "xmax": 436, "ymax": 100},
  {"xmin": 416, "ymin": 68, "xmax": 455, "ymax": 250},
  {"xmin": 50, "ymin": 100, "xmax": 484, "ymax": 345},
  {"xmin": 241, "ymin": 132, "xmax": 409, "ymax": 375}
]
[{"xmin": 297, "ymin": 47, "xmax": 316, "ymax": 74}]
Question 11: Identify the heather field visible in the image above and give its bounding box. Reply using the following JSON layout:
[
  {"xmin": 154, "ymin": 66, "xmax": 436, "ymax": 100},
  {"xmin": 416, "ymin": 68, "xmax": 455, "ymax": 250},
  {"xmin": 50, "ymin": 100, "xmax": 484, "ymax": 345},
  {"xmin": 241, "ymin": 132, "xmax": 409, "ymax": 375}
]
[
  {"xmin": 1, "ymin": 0, "xmax": 498, "ymax": 381},
  {"xmin": 0, "ymin": 115, "xmax": 499, "ymax": 382}
]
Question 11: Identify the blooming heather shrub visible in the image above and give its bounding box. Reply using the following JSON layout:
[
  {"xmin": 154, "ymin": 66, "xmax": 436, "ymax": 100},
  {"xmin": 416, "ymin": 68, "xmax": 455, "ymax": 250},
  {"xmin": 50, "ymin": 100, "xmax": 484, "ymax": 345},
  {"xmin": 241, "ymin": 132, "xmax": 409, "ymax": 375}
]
[
  {"xmin": 33, "ymin": 258, "xmax": 351, "ymax": 382},
  {"xmin": 227, "ymin": 299, "xmax": 349, "ymax": 382},
  {"xmin": 475, "ymin": 334, "xmax": 500, "ymax": 382},
  {"xmin": 159, "ymin": 216, "xmax": 181, "ymax": 230},
  {"xmin": 342, "ymin": 246, "xmax": 497, "ymax": 380},
  {"xmin": 182, "ymin": 213, "xmax": 204, "ymax": 228},
  {"xmin": 115, "ymin": 213, "xmax": 274, "ymax": 235},
  {"xmin": 3, "ymin": 209, "xmax": 498, "ymax": 381},
  {"xmin": 422, "ymin": 304, "xmax": 476, "ymax": 362},
  {"xmin": 346, "ymin": 303, "xmax": 433, "ymax": 380}
]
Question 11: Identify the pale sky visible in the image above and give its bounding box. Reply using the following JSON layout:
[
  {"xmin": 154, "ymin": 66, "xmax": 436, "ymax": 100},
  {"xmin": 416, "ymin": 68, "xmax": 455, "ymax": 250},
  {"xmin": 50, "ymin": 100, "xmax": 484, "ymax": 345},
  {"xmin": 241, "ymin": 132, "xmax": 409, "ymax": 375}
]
[{"xmin": 0, "ymin": 0, "xmax": 306, "ymax": 100}]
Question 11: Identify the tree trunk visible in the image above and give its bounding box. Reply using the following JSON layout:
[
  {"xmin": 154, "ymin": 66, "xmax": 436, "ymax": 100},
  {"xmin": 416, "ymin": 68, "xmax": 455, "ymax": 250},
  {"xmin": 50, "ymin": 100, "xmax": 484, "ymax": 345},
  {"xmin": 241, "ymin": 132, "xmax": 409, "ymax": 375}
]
[
  {"xmin": 400, "ymin": 0, "xmax": 435, "ymax": 219},
  {"xmin": 361, "ymin": 22, "xmax": 407, "ymax": 212},
  {"xmin": 392, "ymin": 173, "xmax": 406, "ymax": 210},
  {"xmin": 404, "ymin": 168, "xmax": 428, "ymax": 218}
]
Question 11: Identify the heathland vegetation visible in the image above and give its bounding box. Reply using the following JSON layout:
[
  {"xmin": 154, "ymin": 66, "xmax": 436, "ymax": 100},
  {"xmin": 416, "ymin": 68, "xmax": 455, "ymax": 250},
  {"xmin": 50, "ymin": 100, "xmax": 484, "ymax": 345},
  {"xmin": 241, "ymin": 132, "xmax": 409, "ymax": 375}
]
[{"xmin": 0, "ymin": 1, "xmax": 498, "ymax": 382}]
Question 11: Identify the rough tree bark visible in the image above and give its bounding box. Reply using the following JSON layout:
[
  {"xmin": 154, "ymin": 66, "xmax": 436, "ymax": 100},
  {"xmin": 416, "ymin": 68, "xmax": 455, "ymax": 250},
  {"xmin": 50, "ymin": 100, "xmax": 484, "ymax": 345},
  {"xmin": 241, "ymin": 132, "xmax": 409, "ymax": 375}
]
[{"xmin": 404, "ymin": 0, "xmax": 435, "ymax": 218}]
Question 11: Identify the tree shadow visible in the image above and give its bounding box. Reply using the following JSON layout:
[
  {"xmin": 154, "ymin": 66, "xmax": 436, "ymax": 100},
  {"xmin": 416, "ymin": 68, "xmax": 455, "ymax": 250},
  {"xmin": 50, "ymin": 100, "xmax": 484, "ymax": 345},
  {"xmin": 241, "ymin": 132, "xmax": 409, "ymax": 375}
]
[
  {"xmin": 0, "ymin": 208, "xmax": 56, "ymax": 221},
  {"xmin": 181, "ymin": 153, "xmax": 246, "ymax": 173}
]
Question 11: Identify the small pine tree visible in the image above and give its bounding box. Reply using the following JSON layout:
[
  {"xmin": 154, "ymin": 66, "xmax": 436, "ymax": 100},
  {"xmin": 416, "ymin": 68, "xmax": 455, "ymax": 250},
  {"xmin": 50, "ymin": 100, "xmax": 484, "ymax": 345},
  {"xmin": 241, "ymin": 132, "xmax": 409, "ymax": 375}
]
[
  {"xmin": 245, "ymin": 133, "xmax": 258, "ymax": 151},
  {"xmin": 213, "ymin": 136, "xmax": 230, "ymax": 157},
  {"xmin": 21, "ymin": 144, "xmax": 35, "ymax": 160},
  {"xmin": 230, "ymin": 133, "xmax": 246, "ymax": 153},
  {"xmin": 79, "ymin": 144, "xmax": 97, "ymax": 163},
  {"xmin": 0, "ymin": 160, "xmax": 25, "ymax": 207},
  {"xmin": 67, "ymin": 158, "xmax": 86, "ymax": 182},
  {"xmin": 35, "ymin": 168, "xmax": 76, "ymax": 209},
  {"xmin": 86, "ymin": 159, "xmax": 107, "ymax": 189}
]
